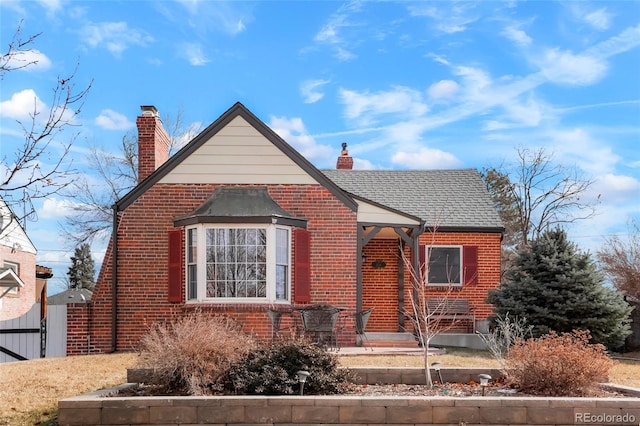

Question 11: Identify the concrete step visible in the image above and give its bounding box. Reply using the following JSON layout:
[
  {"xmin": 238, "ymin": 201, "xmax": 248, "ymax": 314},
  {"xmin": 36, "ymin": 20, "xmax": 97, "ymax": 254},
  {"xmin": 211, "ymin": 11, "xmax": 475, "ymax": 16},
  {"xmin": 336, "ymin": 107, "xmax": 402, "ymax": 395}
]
[{"xmin": 366, "ymin": 339, "xmax": 420, "ymax": 348}]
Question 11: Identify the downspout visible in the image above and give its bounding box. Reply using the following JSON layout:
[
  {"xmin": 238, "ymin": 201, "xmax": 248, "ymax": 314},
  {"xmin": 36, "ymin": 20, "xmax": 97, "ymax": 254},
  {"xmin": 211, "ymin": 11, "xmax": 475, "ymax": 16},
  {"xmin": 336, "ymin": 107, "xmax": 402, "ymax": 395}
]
[{"xmin": 111, "ymin": 204, "xmax": 119, "ymax": 353}]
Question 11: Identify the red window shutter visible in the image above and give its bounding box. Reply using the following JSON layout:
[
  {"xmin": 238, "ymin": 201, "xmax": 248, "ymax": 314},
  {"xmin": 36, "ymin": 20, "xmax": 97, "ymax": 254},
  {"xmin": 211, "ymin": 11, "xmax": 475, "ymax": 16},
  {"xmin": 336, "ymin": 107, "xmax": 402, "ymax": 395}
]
[
  {"xmin": 419, "ymin": 244, "xmax": 426, "ymax": 284},
  {"xmin": 294, "ymin": 229, "xmax": 311, "ymax": 303},
  {"xmin": 463, "ymin": 245, "xmax": 479, "ymax": 286},
  {"xmin": 168, "ymin": 229, "xmax": 183, "ymax": 303}
]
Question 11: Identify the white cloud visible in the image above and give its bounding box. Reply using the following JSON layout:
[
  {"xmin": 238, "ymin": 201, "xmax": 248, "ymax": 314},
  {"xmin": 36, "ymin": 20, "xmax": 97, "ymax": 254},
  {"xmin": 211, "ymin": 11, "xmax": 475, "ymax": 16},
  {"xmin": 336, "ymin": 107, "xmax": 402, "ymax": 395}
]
[
  {"xmin": 39, "ymin": 198, "xmax": 79, "ymax": 220},
  {"xmin": 95, "ymin": 109, "xmax": 133, "ymax": 130},
  {"xmin": 0, "ymin": 89, "xmax": 46, "ymax": 120},
  {"xmin": 312, "ymin": 2, "xmax": 362, "ymax": 62},
  {"xmin": 391, "ymin": 147, "xmax": 462, "ymax": 169},
  {"xmin": 175, "ymin": 0, "xmax": 251, "ymax": 36},
  {"xmin": 79, "ymin": 21, "xmax": 153, "ymax": 56},
  {"xmin": 592, "ymin": 174, "xmax": 640, "ymax": 205},
  {"xmin": 547, "ymin": 128, "xmax": 620, "ymax": 175},
  {"xmin": 568, "ymin": 4, "xmax": 612, "ymax": 31},
  {"xmin": 339, "ymin": 86, "xmax": 428, "ymax": 126},
  {"xmin": 428, "ymin": 80, "xmax": 459, "ymax": 101},
  {"xmin": 37, "ymin": 0, "xmax": 62, "ymax": 14},
  {"xmin": 537, "ymin": 48, "xmax": 607, "ymax": 86},
  {"xmin": 502, "ymin": 25, "xmax": 532, "ymax": 47},
  {"xmin": 269, "ymin": 116, "xmax": 334, "ymax": 164},
  {"xmin": 1, "ymin": 49, "xmax": 52, "ymax": 72},
  {"xmin": 583, "ymin": 8, "xmax": 612, "ymax": 31},
  {"xmin": 300, "ymin": 79, "xmax": 330, "ymax": 104},
  {"xmin": 181, "ymin": 43, "xmax": 210, "ymax": 66},
  {"xmin": 408, "ymin": 3, "xmax": 480, "ymax": 34}
]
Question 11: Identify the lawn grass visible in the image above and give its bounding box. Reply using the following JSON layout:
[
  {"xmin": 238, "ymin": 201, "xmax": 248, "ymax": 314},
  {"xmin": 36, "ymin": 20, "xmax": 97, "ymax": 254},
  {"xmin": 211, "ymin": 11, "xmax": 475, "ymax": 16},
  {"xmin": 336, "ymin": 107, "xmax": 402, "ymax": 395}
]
[{"xmin": 0, "ymin": 349, "xmax": 638, "ymax": 426}]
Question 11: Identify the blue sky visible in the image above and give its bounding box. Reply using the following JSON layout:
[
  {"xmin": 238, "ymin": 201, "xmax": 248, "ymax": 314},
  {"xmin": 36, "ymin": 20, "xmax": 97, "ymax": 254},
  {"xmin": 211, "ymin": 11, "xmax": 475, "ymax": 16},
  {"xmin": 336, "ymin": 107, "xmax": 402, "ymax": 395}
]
[{"xmin": 1, "ymin": 0, "xmax": 639, "ymax": 294}]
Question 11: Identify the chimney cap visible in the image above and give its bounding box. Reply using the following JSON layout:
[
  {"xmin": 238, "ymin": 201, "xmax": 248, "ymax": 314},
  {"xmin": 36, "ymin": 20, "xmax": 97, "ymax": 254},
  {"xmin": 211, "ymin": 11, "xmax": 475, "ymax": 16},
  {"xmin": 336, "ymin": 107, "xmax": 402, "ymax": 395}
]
[{"xmin": 140, "ymin": 105, "xmax": 159, "ymax": 117}]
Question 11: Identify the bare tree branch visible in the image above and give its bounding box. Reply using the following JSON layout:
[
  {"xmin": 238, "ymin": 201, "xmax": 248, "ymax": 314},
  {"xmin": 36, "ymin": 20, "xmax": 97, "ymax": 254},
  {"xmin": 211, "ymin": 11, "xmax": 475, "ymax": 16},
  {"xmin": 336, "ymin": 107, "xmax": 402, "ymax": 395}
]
[
  {"xmin": 61, "ymin": 108, "xmax": 202, "ymax": 245},
  {"xmin": 1, "ymin": 23, "xmax": 92, "ymax": 225},
  {"xmin": 597, "ymin": 219, "xmax": 640, "ymax": 299},
  {"xmin": 484, "ymin": 146, "xmax": 597, "ymax": 248},
  {"xmin": 0, "ymin": 20, "xmax": 41, "ymax": 77}
]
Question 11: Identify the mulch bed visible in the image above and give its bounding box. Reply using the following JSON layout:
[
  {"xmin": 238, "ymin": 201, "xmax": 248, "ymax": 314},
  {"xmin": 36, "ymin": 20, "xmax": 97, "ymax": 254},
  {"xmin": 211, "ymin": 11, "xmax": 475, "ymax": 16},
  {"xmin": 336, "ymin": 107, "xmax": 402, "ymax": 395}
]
[{"xmin": 115, "ymin": 382, "xmax": 628, "ymax": 398}]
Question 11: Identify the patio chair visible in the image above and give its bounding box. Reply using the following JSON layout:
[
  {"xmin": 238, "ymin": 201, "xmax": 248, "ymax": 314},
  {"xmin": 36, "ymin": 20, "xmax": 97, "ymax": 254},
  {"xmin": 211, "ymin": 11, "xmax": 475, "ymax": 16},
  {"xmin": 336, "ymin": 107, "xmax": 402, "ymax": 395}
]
[
  {"xmin": 266, "ymin": 308, "xmax": 290, "ymax": 341},
  {"xmin": 299, "ymin": 305, "xmax": 342, "ymax": 350},
  {"xmin": 355, "ymin": 307, "xmax": 375, "ymax": 350}
]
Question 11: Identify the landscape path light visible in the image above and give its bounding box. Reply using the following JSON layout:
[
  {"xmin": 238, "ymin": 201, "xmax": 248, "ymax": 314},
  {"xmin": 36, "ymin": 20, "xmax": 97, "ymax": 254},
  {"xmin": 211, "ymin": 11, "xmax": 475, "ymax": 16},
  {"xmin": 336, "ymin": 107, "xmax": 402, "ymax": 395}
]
[
  {"xmin": 478, "ymin": 373, "xmax": 492, "ymax": 396},
  {"xmin": 431, "ymin": 361, "xmax": 444, "ymax": 384},
  {"xmin": 296, "ymin": 370, "xmax": 311, "ymax": 396}
]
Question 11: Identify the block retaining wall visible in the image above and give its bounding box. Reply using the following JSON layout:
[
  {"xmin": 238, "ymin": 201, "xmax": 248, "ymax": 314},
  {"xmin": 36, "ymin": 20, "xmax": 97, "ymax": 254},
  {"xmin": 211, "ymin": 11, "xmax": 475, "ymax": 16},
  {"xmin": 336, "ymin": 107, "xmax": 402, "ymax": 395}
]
[{"xmin": 58, "ymin": 368, "xmax": 640, "ymax": 426}]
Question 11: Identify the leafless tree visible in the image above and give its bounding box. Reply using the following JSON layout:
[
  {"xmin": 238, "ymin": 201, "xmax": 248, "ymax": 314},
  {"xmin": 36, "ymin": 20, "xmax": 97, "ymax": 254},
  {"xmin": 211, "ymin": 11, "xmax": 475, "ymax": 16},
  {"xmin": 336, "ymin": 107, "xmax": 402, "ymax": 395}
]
[
  {"xmin": 62, "ymin": 108, "xmax": 201, "ymax": 245},
  {"xmin": 401, "ymin": 231, "xmax": 469, "ymax": 386},
  {"xmin": 1, "ymin": 21, "xmax": 92, "ymax": 233},
  {"xmin": 484, "ymin": 147, "xmax": 597, "ymax": 248},
  {"xmin": 597, "ymin": 219, "xmax": 640, "ymax": 299}
]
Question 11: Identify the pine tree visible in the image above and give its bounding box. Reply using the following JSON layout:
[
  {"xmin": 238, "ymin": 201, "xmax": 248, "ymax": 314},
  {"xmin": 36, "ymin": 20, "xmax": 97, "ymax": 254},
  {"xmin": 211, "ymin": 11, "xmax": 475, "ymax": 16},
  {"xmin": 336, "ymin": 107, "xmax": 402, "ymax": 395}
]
[
  {"xmin": 67, "ymin": 243, "xmax": 96, "ymax": 290},
  {"xmin": 488, "ymin": 228, "xmax": 632, "ymax": 349}
]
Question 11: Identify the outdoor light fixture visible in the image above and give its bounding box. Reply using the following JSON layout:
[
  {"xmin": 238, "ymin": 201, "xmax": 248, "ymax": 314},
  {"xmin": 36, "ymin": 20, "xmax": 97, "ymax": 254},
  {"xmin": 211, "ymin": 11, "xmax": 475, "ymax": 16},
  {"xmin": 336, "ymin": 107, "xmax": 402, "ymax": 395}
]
[
  {"xmin": 296, "ymin": 370, "xmax": 311, "ymax": 396},
  {"xmin": 431, "ymin": 362, "xmax": 444, "ymax": 384},
  {"xmin": 478, "ymin": 373, "xmax": 492, "ymax": 396}
]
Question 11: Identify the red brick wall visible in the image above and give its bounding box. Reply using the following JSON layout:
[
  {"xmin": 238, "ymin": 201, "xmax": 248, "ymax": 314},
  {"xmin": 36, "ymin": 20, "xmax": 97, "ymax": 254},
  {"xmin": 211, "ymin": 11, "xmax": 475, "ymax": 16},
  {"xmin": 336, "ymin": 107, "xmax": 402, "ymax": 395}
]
[
  {"xmin": 362, "ymin": 232, "xmax": 502, "ymax": 332},
  {"xmin": 0, "ymin": 245, "xmax": 36, "ymax": 321},
  {"xmin": 68, "ymin": 183, "xmax": 358, "ymax": 354}
]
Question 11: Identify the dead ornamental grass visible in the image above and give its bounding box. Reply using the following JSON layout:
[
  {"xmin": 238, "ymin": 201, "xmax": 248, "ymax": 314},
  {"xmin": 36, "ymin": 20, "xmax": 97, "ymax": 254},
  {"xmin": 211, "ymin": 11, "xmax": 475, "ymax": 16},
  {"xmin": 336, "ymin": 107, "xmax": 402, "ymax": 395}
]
[{"xmin": 0, "ymin": 350, "xmax": 638, "ymax": 426}]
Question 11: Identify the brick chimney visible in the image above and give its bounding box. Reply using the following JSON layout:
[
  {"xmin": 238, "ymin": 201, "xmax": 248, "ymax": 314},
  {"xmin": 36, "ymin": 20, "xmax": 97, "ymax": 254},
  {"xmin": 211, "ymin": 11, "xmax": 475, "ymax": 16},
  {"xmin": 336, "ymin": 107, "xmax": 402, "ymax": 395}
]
[
  {"xmin": 136, "ymin": 105, "xmax": 170, "ymax": 183},
  {"xmin": 336, "ymin": 142, "xmax": 353, "ymax": 170}
]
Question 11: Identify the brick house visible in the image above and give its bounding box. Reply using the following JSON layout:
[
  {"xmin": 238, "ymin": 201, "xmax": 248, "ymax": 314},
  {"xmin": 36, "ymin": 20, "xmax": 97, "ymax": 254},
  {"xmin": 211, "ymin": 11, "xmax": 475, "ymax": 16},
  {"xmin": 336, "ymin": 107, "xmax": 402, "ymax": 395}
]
[
  {"xmin": 0, "ymin": 197, "xmax": 52, "ymax": 321},
  {"xmin": 67, "ymin": 102, "xmax": 503, "ymax": 354}
]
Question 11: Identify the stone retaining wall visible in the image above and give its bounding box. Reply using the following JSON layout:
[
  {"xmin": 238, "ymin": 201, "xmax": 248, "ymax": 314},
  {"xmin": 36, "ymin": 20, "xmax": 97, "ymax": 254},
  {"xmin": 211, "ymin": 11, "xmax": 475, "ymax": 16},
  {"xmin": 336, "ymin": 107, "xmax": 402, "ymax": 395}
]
[{"xmin": 58, "ymin": 368, "xmax": 640, "ymax": 426}]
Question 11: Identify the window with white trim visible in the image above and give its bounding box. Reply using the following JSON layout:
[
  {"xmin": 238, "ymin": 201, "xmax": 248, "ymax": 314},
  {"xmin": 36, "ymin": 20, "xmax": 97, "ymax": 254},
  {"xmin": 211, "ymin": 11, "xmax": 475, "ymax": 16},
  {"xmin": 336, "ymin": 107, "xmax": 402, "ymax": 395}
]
[
  {"xmin": 4, "ymin": 261, "xmax": 20, "ymax": 295},
  {"xmin": 186, "ymin": 225, "xmax": 290, "ymax": 303},
  {"xmin": 426, "ymin": 246, "xmax": 462, "ymax": 286}
]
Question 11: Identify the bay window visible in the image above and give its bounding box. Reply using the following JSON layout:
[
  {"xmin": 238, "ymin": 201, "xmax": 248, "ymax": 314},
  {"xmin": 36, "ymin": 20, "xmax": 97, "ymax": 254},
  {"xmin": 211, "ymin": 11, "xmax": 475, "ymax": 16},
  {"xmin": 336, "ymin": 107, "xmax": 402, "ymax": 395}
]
[{"xmin": 186, "ymin": 224, "xmax": 290, "ymax": 303}]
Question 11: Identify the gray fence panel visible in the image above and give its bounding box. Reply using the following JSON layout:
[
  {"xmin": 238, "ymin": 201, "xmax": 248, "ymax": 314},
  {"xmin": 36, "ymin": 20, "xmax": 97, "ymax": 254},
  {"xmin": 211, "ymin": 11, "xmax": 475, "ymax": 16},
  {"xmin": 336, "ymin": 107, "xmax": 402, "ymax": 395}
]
[
  {"xmin": 0, "ymin": 303, "xmax": 67, "ymax": 363},
  {"xmin": 45, "ymin": 305, "xmax": 67, "ymax": 358}
]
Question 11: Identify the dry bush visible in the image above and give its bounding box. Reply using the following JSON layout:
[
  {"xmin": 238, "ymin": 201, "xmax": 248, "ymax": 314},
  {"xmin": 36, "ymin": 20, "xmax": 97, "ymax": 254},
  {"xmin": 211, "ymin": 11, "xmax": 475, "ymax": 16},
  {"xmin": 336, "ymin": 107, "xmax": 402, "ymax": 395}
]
[
  {"xmin": 505, "ymin": 329, "xmax": 614, "ymax": 396},
  {"xmin": 137, "ymin": 313, "xmax": 257, "ymax": 395}
]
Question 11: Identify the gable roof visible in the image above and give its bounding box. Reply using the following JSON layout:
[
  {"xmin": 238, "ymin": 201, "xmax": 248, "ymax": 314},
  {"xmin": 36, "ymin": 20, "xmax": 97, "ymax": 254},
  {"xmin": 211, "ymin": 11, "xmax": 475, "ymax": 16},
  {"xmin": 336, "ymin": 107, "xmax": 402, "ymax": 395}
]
[
  {"xmin": 116, "ymin": 102, "xmax": 357, "ymax": 212},
  {"xmin": 322, "ymin": 169, "xmax": 504, "ymax": 232}
]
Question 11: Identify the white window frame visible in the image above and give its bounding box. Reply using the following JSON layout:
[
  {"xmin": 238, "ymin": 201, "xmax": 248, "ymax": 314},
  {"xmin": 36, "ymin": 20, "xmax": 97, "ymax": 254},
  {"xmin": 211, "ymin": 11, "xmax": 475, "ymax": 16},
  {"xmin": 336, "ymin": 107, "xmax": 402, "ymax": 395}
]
[
  {"xmin": 4, "ymin": 261, "xmax": 20, "ymax": 295},
  {"xmin": 185, "ymin": 224, "xmax": 291, "ymax": 304},
  {"xmin": 425, "ymin": 245, "xmax": 462, "ymax": 286}
]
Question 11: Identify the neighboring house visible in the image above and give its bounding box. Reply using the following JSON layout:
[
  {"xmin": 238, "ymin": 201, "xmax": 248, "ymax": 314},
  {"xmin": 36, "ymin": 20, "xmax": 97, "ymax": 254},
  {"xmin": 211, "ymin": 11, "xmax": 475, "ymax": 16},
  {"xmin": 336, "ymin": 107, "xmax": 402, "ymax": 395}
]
[
  {"xmin": 0, "ymin": 197, "xmax": 51, "ymax": 321},
  {"xmin": 66, "ymin": 103, "xmax": 503, "ymax": 355},
  {"xmin": 48, "ymin": 288, "xmax": 93, "ymax": 305}
]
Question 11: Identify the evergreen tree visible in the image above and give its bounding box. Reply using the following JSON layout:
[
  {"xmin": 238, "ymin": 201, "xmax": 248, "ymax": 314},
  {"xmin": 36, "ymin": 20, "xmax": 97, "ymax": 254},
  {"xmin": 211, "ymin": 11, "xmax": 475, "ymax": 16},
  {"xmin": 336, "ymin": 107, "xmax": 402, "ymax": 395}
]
[
  {"xmin": 67, "ymin": 243, "xmax": 96, "ymax": 290},
  {"xmin": 488, "ymin": 228, "xmax": 632, "ymax": 349}
]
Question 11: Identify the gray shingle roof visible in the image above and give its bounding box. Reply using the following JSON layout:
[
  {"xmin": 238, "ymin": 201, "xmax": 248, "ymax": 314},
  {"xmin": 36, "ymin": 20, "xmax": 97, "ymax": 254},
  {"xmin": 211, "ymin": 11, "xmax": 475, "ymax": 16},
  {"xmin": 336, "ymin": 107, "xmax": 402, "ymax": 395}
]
[
  {"xmin": 322, "ymin": 169, "xmax": 504, "ymax": 230},
  {"xmin": 47, "ymin": 288, "xmax": 93, "ymax": 305}
]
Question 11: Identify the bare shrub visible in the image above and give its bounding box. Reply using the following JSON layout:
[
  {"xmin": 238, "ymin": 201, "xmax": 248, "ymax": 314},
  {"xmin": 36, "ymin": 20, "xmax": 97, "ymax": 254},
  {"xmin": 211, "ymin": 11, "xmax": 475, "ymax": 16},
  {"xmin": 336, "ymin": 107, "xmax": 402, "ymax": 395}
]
[
  {"xmin": 478, "ymin": 314, "xmax": 533, "ymax": 375},
  {"xmin": 137, "ymin": 313, "xmax": 257, "ymax": 395},
  {"xmin": 505, "ymin": 330, "xmax": 614, "ymax": 396}
]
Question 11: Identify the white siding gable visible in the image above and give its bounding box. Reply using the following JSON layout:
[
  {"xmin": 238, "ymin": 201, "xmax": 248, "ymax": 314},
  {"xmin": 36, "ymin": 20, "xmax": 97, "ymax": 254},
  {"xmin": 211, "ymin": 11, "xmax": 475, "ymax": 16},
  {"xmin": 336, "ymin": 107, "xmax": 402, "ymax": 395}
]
[
  {"xmin": 0, "ymin": 199, "xmax": 37, "ymax": 254},
  {"xmin": 159, "ymin": 116, "xmax": 318, "ymax": 185},
  {"xmin": 356, "ymin": 199, "xmax": 420, "ymax": 226}
]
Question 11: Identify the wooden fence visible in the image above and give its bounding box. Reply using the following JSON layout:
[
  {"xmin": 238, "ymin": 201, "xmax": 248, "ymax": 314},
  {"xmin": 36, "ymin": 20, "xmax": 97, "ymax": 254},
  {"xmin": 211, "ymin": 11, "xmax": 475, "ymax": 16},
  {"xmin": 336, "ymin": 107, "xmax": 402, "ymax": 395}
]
[{"xmin": 0, "ymin": 303, "xmax": 67, "ymax": 363}]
